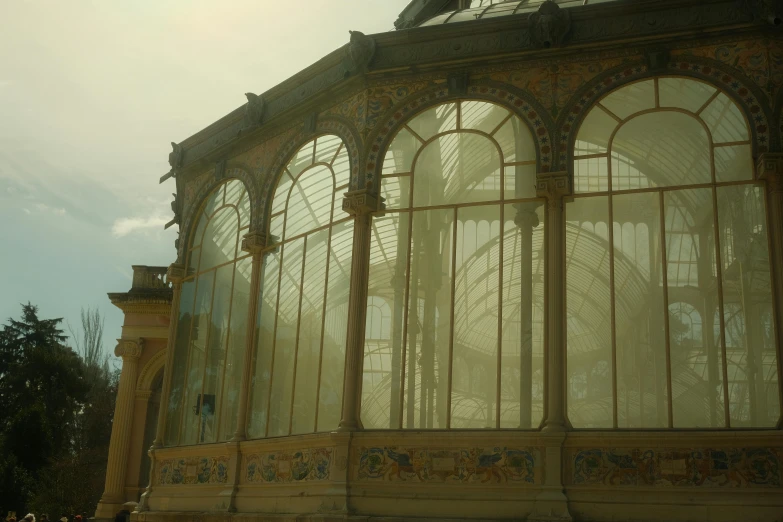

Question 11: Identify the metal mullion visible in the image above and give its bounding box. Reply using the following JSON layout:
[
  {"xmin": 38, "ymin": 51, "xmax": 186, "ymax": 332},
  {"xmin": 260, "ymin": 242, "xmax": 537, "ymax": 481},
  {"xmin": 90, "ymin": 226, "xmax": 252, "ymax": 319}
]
[
  {"xmin": 330, "ymin": 143, "xmax": 344, "ymax": 166},
  {"xmin": 313, "ymin": 199, "xmax": 337, "ymax": 432},
  {"xmin": 278, "ymin": 216, "xmax": 351, "ymax": 246},
  {"xmin": 263, "ymin": 242, "xmax": 287, "ymax": 438},
  {"xmin": 597, "ymin": 103, "xmax": 622, "ymax": 123},
  {"xmin": 713, "ymin": 140, "xmax": 751, "ymax": 148},
  {"xmin": 456, "ymin": 101, "xmax": 462, "ymax": 130},
  {"xmin": 658, "ymin": 191, "xmax": 674, "ymax": 428},
  {"xmin": 608, "ymin": 142, "xmax": 618, "ymax": 429},
  {"xmin": 761, "ymin": 181, "xmax": 783, "ymax": 422},
  {"xmin": 490, "ymin": 113, "xmax": 513, "ymax": 137},
  {"xmin": 173, "ymin": 272, "xmax": 202, "ymax": 446},
  {"xmin": 398, "ymin": 209, "xmax": 415, "ymax": 428},
  {"xmin": 697, "ymin": 89, "xmax": 722, "ymax": 116},
  {"xmin": 654, "ymin": 78, "xmax": 660, "ymax": 109},
  {"xmin": 504, "ymin": 160, "xmax": 537, "ymax": 167},
  {"xmin": 496, "ymin": 203, "xmax": 504, "ymax": 428},
  {"xmin": 382, "ymin": 172, "xmax": 412, "ymax": 178},
  {"xmin": 404, "ymin": 124, "xmax": 425, "ymax": 144},
  {"xmin": 711, "ymin": 186, "xmax": 732, "ymax": 427},
  {"xmin": 213, "ymin": 257, "xmax": 238, "ymax": 441},
  {"xmin": 574, "ymin": 152, "xmax": 609, "ymax": 161},
  {"xmin": 446, "ymin": 208, "xmax": 458, "ymax": 428},
  {"xmin": 312, "ymin": 137, "xmax": 318, "ymax": 163},
  {"xmin": 288, "ymin": 235, "xmax": 309, "ymax": 436}
]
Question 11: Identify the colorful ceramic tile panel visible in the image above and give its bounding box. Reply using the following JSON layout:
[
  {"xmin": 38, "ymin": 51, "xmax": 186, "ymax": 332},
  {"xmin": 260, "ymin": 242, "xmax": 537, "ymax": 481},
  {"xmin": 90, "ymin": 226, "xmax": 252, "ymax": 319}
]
[
  {"xmin": 355, "ymin": 446, "xmax": 540, "ymax": 485},
  {"xmin": 157, "ymin": 455, "xmax": 229, "ymax": 485},
  {"xmin": 570, "ymin": 447, "xmax": 782, "ymax": 488},
  {"xmin": 244, "ymin": 447, "xmax": 333, "ymax": 483}
]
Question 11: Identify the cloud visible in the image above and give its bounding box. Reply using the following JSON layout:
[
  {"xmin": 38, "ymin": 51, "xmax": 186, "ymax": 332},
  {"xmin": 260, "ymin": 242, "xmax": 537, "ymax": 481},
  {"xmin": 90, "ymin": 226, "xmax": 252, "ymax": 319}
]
[
  {"xmin": 112, "ymin": 214, "xmax": 168, "ymax": 237},
  {"xmin": 34, "ymin": 202, "xmax": 66, "ymax": 215}
]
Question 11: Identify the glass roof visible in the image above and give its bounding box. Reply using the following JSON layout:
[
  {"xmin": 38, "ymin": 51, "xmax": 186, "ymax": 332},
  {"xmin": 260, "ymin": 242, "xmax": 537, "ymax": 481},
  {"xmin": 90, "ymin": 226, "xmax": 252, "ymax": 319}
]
[{"xmin": 420, "ymin": 0, "xmax": 618, "ymax": 26}]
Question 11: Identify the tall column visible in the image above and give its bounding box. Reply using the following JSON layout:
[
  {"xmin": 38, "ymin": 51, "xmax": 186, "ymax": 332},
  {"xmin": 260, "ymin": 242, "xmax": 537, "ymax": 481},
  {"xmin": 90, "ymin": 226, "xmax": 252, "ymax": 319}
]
[
  {"xmin": 232, "ymin": 232, "xmax": 269, "ymax": 441},
  {"xmin": 757, "ymin": 154, "xmax": 783, "ymax": 427},
  {"xmin": 95, "ymin": 338, "xmax": 144, "ymax": 519},
  {"xmin": 515, "ymin": 206, "xmax": 539, "ymax": 429},
  {"xmin": 529, "ymin": 171, "xmax": 572, "ymax": 522},
  {"xmin": 536, "ymin": 171, "xmax": 571, "ymax": 432},
  {"xmin": 338, "ymin": 187, "xmax": 385, "ymax": 431},
  {"xmin": 136, "ymin": 263, "xmax": 185, "ymax": 513}
]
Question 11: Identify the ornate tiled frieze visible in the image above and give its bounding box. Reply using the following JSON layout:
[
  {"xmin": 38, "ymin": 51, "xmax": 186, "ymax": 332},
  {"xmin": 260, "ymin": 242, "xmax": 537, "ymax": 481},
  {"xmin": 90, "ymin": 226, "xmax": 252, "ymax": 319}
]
[
  {"xmin": 569, "ymin": 448, "xmax": 782, "ymax": 488},
  {"xmin": 157, "ymin": 455, "xmax": 229, "ymax": 485},
  {"xmin": 244, "ymin": 447, "xmax": 333, "ymax": 483},
  {"xmin": 355, "ymin": 446, "xmax": 541, "ymax": 485}
]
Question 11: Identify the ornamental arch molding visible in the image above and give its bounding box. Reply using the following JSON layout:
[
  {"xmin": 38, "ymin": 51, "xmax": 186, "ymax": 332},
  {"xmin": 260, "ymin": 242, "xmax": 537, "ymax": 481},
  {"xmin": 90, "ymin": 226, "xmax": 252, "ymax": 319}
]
[
  {"xmin": 556, "ymin": 57, "xmax": 774, "ymax": 171},
  {"xmin": 136, "ymin": 348, "xmax": 166, "ymax": 394},
  {"xmin": 177, "ymin": 164, "xmax": 257, "ymax": 262},
  {"xmin": 365, "ymin": 81, "xmax": 554, "ymax": 191},
  {"xmin": 259, "ymin": 115, "xmax": 362, "ymax": 235}
]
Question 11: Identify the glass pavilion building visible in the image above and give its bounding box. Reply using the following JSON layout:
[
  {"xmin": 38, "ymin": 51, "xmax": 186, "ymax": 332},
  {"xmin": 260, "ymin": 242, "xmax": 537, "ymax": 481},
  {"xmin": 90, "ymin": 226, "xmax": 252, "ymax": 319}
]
[{"xmin": 95, "ymin": 1, "xmax": 783, "ymax": 521}]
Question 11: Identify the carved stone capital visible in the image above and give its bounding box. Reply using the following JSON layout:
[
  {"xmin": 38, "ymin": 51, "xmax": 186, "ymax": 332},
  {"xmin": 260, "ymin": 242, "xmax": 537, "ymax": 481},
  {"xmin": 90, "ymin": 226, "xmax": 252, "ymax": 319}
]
[
  {"xmin": 514, "ymin": 205, "xmax": 541, "ymax": 229},
  {"xmin": 757, "ymin": 153, "xmax": 783, "ymax": 194},
  {"xmin": 115, "ymin": 338, "xmax": 144, "ymax": 360},
  {"xmin": 135, "ymin": 390, "xmax": 153, "ymax": 401},
  {"xmin": 342, "ymin": 189, "xmax": 385, "ymax": 216},
  {"xmin": 241, "ymin": 232, "xmax": 270, "ymax": 255},
  {"xmin": 243, "ymin": 93, "xmax": 265, "ymax": 128},
  {"xmin": 536, "ymin": 171, "xmax": 571, "ymax": 205},
  {"xmin": 166, "ymin": 263, "xmax": 187, "ymax": 285},
  {"xmin": 344, "ymin": 31, "xmax": 376, "ymax": 74},
  {"xmin": 529, "ymin": 1, "xmax": 571, "ymax": 49}
]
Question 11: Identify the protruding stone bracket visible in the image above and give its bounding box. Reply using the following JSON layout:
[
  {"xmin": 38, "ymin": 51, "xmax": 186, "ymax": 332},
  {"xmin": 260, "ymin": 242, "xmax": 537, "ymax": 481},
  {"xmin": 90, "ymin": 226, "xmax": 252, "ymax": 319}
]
[
  {"xmin": 215, "ymin": 159, "xmax": 227, "ymax": 181},
  {"xmin": 529, "ymin": 0, "xmax": 571, "ymax": 49},
  {"xmin": 342, "ymin": 188, "xmax": 386, "ymax": 216},
  {"xmin": 241, "ymin": 232, "xmax": 270, "ymax": 255},
  {"xmin": 448, "ymin": 72, "xmax": 469, "ymax": 95},
  {"xmin": 243, "ymin": 93, "xmax": 266, "ymax": 128},
  {"xmin": 304, "ymin": 112, "xmax": 318, "ymax": 135},
  {"xmin": 344, "ymin": 30, "xmax": 376, "ymax": 75},
  {"xmin": 115, "ymin": 338, "xmax": 143, "ymax": 360},
  {"xmin": 645, "ymin": 48, "xmax": 671, "ymax": 73},
  {"xmin": 536, "ymin": 171, "xmax": 572, "ymax": 206},
  {"xmin": 160, "ymin": 142, "xmax": 183, "ymax": 184},
  {"xmin": 757, "ymin": 153, "xmax": 783, "ymax": 192},
  {"xmin": 166, "ymin": 263, "xmax": 187, "ymax": 285}
]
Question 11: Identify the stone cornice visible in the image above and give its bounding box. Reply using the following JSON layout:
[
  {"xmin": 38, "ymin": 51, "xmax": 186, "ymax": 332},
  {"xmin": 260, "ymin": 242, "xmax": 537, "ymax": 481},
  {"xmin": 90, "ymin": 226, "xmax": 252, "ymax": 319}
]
[
  {"xmin": 170, "ymin": 0, "xmax": 767, "ymax": 176},
  {"xmin": 108, "ymin": 291, "xmax": 172, "ymax": 315}
]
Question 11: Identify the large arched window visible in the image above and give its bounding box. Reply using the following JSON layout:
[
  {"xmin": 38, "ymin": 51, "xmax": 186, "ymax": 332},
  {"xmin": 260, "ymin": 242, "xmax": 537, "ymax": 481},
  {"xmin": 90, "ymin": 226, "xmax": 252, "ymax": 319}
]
[
  {"xmin": 164, "ymin": 179, "xmax": 252, "ymax": 445},
  {"xmin": 247, "ymin": 135, "xmax": 353, "ymax": 438},
  {"xmin": 566, "ymin": 77, "xmax": 780, "ymax": 429},
  {"xmin": 360, "ymin": 100, "xmax": 544, "ymax": 430}
]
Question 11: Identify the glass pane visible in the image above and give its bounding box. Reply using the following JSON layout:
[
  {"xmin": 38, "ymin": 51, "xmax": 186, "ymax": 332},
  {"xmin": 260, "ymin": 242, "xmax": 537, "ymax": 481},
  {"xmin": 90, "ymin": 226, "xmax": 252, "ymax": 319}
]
[
  {"xmin": 199, "ymin": 264, "xmax": 234, "ymax": 444},
  {"xmin": 285, "ymin": 165, "xmax": 334, "ymax": 239},
  {"xmin": 383, "ymin": 128, "xmax": 418, "ymax": 175},
  {"xmin": 164, "ymin": 281, "xmax": 196, "ymax": 446},
  {"xmin": 218, "ymin": 256, "xmax": 251, "ymax": 441},
  {"xmin": 272, "ymin": 173, "xmax": 293, "ymax": 215},
  {"xmin": 412, "ymin": 133, "xmax": 502, "ymax": 207},
  {"xmin": 403, "ymin": 208, "xmax": 453, "ymax": 429},
  {"xmin": 601, "ymin": 80, "xmax": 655, "ymax": 121},
  {"xmin": 317, "ymin": 220, "xmax": 354, "ymax": 431},
  {"xmin": 407, "ymin": 103, "xmax": 457, "ymax": 142},
  {"xmin": 315, "ymin": 135, "xmax": 342, "ymax": 165},
  {"xmin": 612, "ymin": 112, "xmax": 711, "ymax": 189},
  {"xmin": 574, "ymin": 156, "xmax": 608, "ymax": 194},
  {"xmin": 494, "ymin": 116, "xmax": 536, "ymax": 165},
  {"xmin": 461, "ymin": 101, "xmax": 509, "ymax": 135},
  {"xmin": 566, "ymin": 196, "xmax": 614, "ymax": 428},
  {"xmin": 199, "ymin": 208, "xmax": 239, "ymax": 272},
  {"xmin": 238, "ymin": 189, "xmax": 251, "ymax": 228},
  {"xmin": 504, "ymin": 163, "xmax": 537, "ymax": 200},
  {"xmin": 267, "ymin": 238, "xmax": 305, "ymax": 436},
  {"xmin": 575, "ymin": 106, "xmax": 616, "ymax": 155},
  {"xmin": 451, "ymin": 205, "xmax": 501, "ymax": 428},
  {"xmin": 362, "ymin": 212, "xmax": 410, "ymax": 429},
  {"xmin": 714, "ymin": 144, "xmax": 753, "ymax": 183},
  {"xmin": 247, "ymin": 252, "xmax": 281, "ymax": 439},
  {"xmin": 291, "ymin": 230, "xmax": 329, "ymax": 435},
  {"xmin": 658, "ymin": 77, "xmax": 716, "ymax": 114},
  {"xmin": 332, "ymin": 146, "xmax": 350, "ymax": 189},
  {"xmin": 717, "ymin": 184, "xmax": 779, "ymax": 427},
  {"xmin": 500, "ymin": 202, "xmax": 545, "ymax": 428},
  {"xmin": 701, "ymin": 93, "xmax": 749, "ymax": 144},
  {"xmin": 288, "ymin": 140, "xmax": 315, "ymax": 179},
  {"xmin": 180, "ymin": 271, "xmax": 215, "ymax": 445},
  {"xmin": 381, "ymin": 175, "xmax": 410, "ymax": 210},
  {"xmin": 666, "ymin": 188, "xmax": 725, "ymax": 427},
  {"xmin": 612, "ymin": 192, "xmax": 668, "ymax": 428}
]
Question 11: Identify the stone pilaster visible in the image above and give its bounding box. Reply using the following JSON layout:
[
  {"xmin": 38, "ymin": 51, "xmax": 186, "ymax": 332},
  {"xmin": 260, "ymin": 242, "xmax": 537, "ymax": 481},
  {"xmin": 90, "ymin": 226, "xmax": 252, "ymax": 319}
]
[
  {"xmin": 95, "ymin": 338, "xmax": 144, "ymax": 519},
  {"xmin": 757, "ymin": 154, "xmax": 783, "ymax": 428},
  {"xmin": 136, "ymin": 263, "xmax": 185, "ymax": 513},
  {"xmin": 338, "ymin": 188, "xmax": 385, "ymax": 431},
  {"xmin": 529, "ymin": 171, "xmax": 572, "ymax": 522}
]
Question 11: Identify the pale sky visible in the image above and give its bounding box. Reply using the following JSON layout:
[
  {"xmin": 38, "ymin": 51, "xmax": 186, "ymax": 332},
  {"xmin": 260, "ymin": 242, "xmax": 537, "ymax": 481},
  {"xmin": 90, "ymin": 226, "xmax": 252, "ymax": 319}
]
[{"xmin": 0, "ymin": 0, "xmax": 410, "ymax": 357}]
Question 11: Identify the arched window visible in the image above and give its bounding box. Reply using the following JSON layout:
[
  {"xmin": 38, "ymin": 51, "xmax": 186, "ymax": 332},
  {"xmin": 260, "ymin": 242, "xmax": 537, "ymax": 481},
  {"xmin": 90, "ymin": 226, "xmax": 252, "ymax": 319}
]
[
  {"xmin": 247, "ymin": 135, "xmax": 353, "ymax": 438},
  {"xmin": 360, "ymin": 100, "xmax": 544, "ymax": 430},
  {"xmin": 164, "ymin": 179, "xmax": 252, "ymax": 445},
  {"xmin": 566, "ymin": 77, "xmax": 780, "ymax": 429}
]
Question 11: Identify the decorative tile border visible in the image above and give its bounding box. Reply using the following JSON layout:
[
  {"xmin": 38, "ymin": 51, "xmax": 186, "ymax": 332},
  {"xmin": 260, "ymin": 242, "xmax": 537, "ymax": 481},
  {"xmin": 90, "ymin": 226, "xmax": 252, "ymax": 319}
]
[
  {"xmin": 157, "ymin": 455, "xmax": 229, "ymax": 485},
  {"xmin": 355, "ymin": 446, "xmax": 541, "ymax": 485},
  {"xmin": 245, "ymin": 447, "xmax": 333, "ymax": 483},
  {"xmin": 570, "ymin": 447, "xmax": 781, "ymax": 488}
]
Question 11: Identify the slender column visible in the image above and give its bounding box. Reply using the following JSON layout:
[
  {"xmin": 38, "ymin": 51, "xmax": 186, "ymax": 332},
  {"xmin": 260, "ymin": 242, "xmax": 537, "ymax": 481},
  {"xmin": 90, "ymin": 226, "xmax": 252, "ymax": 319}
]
[
  {"xmin": 338, "ymin": 187, "xmax": 385, "ymax": 431},
  {"xmin": 136, "ymin": 263, "xmax": 185, "ymax": 513},
  {"xmin": 95, "ymin": 339, "xmax": 144, "ymax": 518},
  {"xmin": 515, "ymin": 206, "xmax": 539, "ymax": 429},
  {"xmin": 536, "ymin": 171, "xmax": 571, "ymax": 432},
  {"xmin": 757, "ymin": 154, "xmax": 783, "ymax": 426},
  {"xmin": 232, "ymin": 232, "xmax": 269, "ymax": 441}
]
